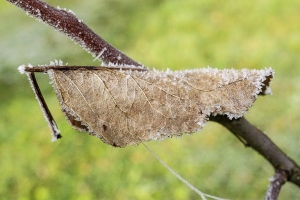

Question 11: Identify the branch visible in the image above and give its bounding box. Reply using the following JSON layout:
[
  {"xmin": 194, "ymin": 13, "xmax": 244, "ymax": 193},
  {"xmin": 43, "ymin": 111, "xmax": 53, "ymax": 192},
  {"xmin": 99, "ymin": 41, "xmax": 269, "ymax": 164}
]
[
  {"xmin": 210, "ymin": 116, "xmax": 300, "ymax": 188},
  {"xmin": 7, "ymin": 0, "xmax": 146, "ymax": 69}
]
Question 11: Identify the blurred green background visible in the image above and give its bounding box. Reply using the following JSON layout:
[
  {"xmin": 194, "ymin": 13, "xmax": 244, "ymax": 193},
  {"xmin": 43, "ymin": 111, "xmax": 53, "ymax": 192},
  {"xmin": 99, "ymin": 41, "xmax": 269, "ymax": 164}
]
[{"xmin": 1, "ymin": 0, "xmax": 300, "ymax": 199}]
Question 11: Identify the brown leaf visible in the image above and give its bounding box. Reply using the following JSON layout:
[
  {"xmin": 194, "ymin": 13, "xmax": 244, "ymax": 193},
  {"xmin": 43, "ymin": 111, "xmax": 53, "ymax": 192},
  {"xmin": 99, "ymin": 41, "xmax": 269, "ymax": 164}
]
[{"xmin": 48, "ymin": 67, "xmax": 273, "ymax": 147}]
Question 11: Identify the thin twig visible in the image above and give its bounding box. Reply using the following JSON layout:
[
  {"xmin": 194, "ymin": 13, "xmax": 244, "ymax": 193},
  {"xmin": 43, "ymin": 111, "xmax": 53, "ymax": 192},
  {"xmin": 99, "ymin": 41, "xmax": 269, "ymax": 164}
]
[
  {"xmin": 26, "ymin": 72, "xmax": 62, "ymax": 141},
  {"xmin": 265, "ymin": 170, "xmax": 288, "ymax": 200},
  {"xmin": 23, "ymin": 65, "xmax": 148, "ymax": 73}
]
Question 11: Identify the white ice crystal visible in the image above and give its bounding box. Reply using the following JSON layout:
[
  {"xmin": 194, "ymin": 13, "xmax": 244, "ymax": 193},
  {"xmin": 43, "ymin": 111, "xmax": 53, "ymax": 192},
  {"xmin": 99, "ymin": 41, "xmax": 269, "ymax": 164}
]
[
  {"xmin": 18, "ymin": 65, "xmax": 26, "ymax": 74},
  {"xmin": 93, "ymin": 47, "xmax": 107, "ymax": 62},
  {"xmin": 18, "ymin": 64, "xmax": 33, "ymax": 74},
  {"xmin": 68, "ymin": 9, "xmax": 76, "ymax": 16},
  {"xmin": 49, "ymin": 59, "xmax": 64, "ymax": 66}
]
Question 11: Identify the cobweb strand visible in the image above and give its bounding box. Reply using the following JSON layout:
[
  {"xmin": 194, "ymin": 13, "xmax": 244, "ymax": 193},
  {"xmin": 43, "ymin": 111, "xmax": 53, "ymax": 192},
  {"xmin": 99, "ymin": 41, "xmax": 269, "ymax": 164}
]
[{"xmin": 142, "ymin": 143, "xmax": 229, "ymax": 200}]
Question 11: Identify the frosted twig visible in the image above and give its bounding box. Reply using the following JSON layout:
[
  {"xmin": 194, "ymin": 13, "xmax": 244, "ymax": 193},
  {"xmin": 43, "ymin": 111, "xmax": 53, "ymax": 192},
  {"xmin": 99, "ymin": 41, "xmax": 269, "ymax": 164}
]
[
  {"xmin": 265, "ymin": 170, "xmax": 287, "ymax": 200},
  {"xmin": 7, "ymin": 0, "xmax": 146, "ymax": 69},
  {"xmin": 23, "ymin": 65, "xmax": 148, "ymax": 73},
  {"xmin": 26, "ymin": 72, "xmax": 62, "ymax": 141},
  {"xmin": 142, "ymin": 143, "xmax": 229, "ymax": 200}
]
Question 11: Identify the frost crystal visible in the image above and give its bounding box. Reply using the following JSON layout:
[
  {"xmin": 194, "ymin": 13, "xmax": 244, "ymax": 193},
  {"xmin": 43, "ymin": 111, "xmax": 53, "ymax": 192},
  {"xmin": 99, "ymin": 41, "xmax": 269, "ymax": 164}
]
[
  {"xmin": 57, "ymin": 6, "xmax": 66, "ymax": 11},
  {"xmin": 18, "ymin": 65, "xmax": 26, "ymax": 74},
  {"xmin": 36, "ymin": 9, "xmax": 41, "ymax": 18},
  {"xmin": 51, "ymin": 120, "xmax": 61, "ymax": 142},
  {"xmin": 49, "ymin": 59, "xmax": 64, "ymax": 66},
  {"xmin": 18, "ymin": 64, "xmax": 33, "ymax": 74},
  {"xmin": 68, "ymin": 9, "xmax": 76, "ymax": 16},
  {"xmin": 93, "ymin": 47, "xmax": 107, "ymax": 62}
]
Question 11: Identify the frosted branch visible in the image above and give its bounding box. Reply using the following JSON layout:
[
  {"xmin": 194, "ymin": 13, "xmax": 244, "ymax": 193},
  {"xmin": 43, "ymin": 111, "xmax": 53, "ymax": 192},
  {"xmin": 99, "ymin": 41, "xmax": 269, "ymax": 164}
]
[
  {"xmin": 26, "ymin": 72, "xmax": 62, "ymax": 141},
  {"xmin": 265, "ymin": 170, "xmax": 288, "ymax": 200},
  {"xmin": 7, "ymin": 0, "xmax": 145, "ymax": 69},
  {"xmin": 210, "ymin": 116, "xmax": 300, "ymax": 190}
]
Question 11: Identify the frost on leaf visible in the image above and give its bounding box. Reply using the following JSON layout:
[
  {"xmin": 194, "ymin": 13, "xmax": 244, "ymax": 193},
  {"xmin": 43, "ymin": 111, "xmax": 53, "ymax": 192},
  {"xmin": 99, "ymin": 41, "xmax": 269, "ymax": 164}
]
[{"xmin": 47, "ymin": 67, "xmax": 273, "ymax": 147}]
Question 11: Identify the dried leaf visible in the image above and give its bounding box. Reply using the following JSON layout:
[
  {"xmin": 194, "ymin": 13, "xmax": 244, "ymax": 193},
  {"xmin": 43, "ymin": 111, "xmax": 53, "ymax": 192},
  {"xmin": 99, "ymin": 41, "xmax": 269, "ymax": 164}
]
[{"xmin": 47, "ymin": 67, "xmax": 273, "ymax": 147}]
